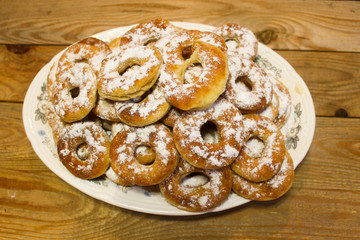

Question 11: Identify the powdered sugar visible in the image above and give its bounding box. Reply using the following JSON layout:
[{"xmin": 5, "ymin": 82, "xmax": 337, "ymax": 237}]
[
  {"xmin": 99, "ymin": 46, "xmax": 161, "ymax": 95},
  {"xmin": 225, "ymin": 57, "xmax": 272, "ymax": 112},
  {"xmin": 173, "ymin": 99, "xmax": 243, "ymax": 169}
]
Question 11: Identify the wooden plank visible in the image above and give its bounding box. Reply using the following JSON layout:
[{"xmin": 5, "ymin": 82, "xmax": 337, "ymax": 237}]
[
  {"xmin": 0, "ymin": 104, "xmax": 359, "ymax": 239},
  {"xmin": 0, "ymin": 0, "xmax": 359, "ymax": 51},
  {"xmin": 0, "ymin": 45, "xmax": 65, "ymax": 102},
  {"xmin": 1, "ymin": 44, "xmax": 360, "ymax": 117},
  {"xmin": 278, "ymin": 50, "xmax": 360, "ymax": 118}
]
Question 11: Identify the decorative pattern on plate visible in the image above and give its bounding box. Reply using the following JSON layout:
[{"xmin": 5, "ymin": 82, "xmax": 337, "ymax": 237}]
[{"xmin": 255, "ymin": 55, "xmax": 282, "ymax": 79}]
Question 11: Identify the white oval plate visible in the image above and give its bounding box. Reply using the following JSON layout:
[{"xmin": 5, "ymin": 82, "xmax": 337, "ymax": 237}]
[{"xmin": 23, "ymin": 22, "xmax": 315, "ymax": 216}]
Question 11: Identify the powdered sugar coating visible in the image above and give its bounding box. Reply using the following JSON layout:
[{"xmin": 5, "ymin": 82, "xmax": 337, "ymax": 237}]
[
  {"xmin": 159, "ymin": 34, "xmax": 228, "ymax": 110},
  {"xmin": 225, "ymin": 58, "xmax": 273, "ymax": 113},
  {"xmin": 231, "ymin": 114, "xmax": 285, "ymax": 182},
  {"xmin": 161, "ymin": 107, "xmax": 187, "ymax": 127},
  {"xmin": 213, "ymin": 23, "xmax": 258, "ymax": 60},
  {"xmin": 57, "ymin": 122, "xmax": 110, "ymax": 179},
  {"xmin": 159, "ymin": 158, "xmax": 232, "ymax": 212},
  {"xmin": 114, "ymin": 82, "xmax": 171, "ymax": 126},
  {"xmin": 92, "ymin": 97, "xmax": 122, "ymax": 122},
  {"xmin": 45, "ymin": 101, "xmax": 68, "ymax": 144},
  {"xmin": 232, "ymin": 151, "xmax": 294, "ymax": 201},
  {"xmin": 118, "ymin": 18, "xmax": 181, "ymax": 51},
  {"xmin": 98, "ymin": 46, "xmax": 162, "ymax": 101},
  {"xmin": 54, "ymin": 62, "xmax": 97, "ymax": 122},
  {"xmin": 173, "ymin": 98, "xmax": 245, "ymax": 169},
  {"xmin": 51, "ymin": 38, "xmax": 111, "ymax": 122},
  {"xmin": 256, "ymin": 91, "xmax": 280, "ymax": 121},
  {"xmin": 270, "ymin": 77, "xmax": 292, "ymax": 127},
  {"xmin": 105, "ymin": 166, "xmax": 133, "ymax": 186},
  {"xmin": 110, "ymin": 123, "xmax": 178, "ymax": 186}
]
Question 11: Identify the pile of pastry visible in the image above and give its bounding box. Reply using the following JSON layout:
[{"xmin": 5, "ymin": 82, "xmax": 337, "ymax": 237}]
[{"xmin": 46, "ymin": 18, "xmax": 294, "ymax": 212}]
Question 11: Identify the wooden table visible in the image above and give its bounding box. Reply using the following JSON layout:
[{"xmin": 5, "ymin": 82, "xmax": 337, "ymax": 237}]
[{"xmin": 1, "ymin": 0, "xmax": 359, "ymax": 239}]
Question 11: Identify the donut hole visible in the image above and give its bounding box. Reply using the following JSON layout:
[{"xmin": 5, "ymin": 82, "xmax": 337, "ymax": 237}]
[
  {"xmin": 70, "ymin": 87, "xmax": 80, "ymax": 98},
  {"xmin": 184, "ymin": 63, "xmax": 203, "ymax": 84},
  {"xmin": 244, "ymin": 136, "xmax": 265, "ymax": 158},
  {"xmin": 200, "ymin": 121, "xmax": 220, "ymax": 144},
  {"xmin": 144, "ymin": 38, "xmax": 158, "ymax": 47},
  {"xmin": 235, "ymin": 75, "xmax": 253, "ymax": 92},
  {"xmin": 182, "ymin": 46, "xmax": 193, "ymax": 60},
  {"xmin": 76, "ymin": 142, "xmax": 90, "ymax": 161},
  {"xmin": 181, "ymin": 172, "xmax": 209, "ymax": 188},
  {"xmin": 74, "ymin": 58, "xmax": 89, "ymax": 64},
  {"xmin": 225, "ymin": 38, "xmax": 239, "ymax": 50},
  {"xmin": 135, "ymin": 145, "xmax": 156, "ymax": 165},
  {"xmin": 118, "ymin": 64, "xmax": 141, "ymax": 76}
]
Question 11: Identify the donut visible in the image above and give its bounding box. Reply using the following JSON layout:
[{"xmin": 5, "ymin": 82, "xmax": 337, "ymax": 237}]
[
  {"xmin": 110, "ymin": 122, "xmax": 155, "ymax": 164},
  {"xmin": 76, "ymin": 37, "xmax": 112, "ymax": 73},
  {"xmin": 110, "ymin": 18, "xmax": 180, "ymax": 51},
  {"xmin": 92, "ymin": 97, "xmax": 122, "ymax": 122},
  {"xmin": 231, "ymin": 114, "xmax": 286, "ymax": 182},
  {"xmin": 224, "ymin": 58, "xmax": 272, "ymax": 113},
  {"xmin": 173, "ymin": 98, "xmax": 245, "ymax": 169},
  {"xmin": 213, "ymin": 23, "xmax": 258, "ymax": 60},
  {"xmin": 160, "ymin": 31, "xmax": 229, "ymax": 110},
  {"xmin": 159, "ymin": 157, "xmax": 233, "ymax": 212},
  {"xmin": 45, "ymin": 101, "xmax": 68, "ymax": 144},
  {"xmin": 256, "ymin": 91, "xmax": 280, "ymax": 121},
  {"xmin": 114, "ymin": 82, "xmax": 171, "ymax": 126},
  {"xmin": 52, "ymin": 39, "xmax": 111, "ymax": 122},
  {"xmin": 97, "ymin": 45, "xmax": 162, "ymax": 101},
  {"xmin": 46, "ymin": 60, "xmax": 59, "ymax": 103},
  {"xmin": 57, "ymin": 122, "xmax": 110, "ymax": 179},
  {"xmin": 161, "ymin": 107, "xmax": 187, "ymax": 128},
  {"xmin": 105, "ymin": 166, "xmax": 133, "ymax": 186},
  {"xmin": 110, "ymin": 123, "xmax": 178, "ymax": 186},
  {"xmin": 232, "ymin": 151, "xmax": 294, "ymax": 201},
  {"xmin": 270, "ymin": 78, "xmax": 292, "ymax": 127}
]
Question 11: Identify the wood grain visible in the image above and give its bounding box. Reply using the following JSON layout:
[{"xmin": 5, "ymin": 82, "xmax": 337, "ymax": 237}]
[
  {"xmin": 0, "ymin": 102, "xmax": 359, "ymax": 239},
  {"xmin": 0, "ymin": 0, "xmax": 359, "ymax": 51},
  {"xmin": 278, "ymin": 51, "xmax": 360, "ymax": 118},
  {"xmin": 0, "ymin": 45, "xmax": 64, "ymax": 102},
  {"xmin": 1, "ymin": 44, "xmax": 359, "ymax": 117},
  {"xmin": 1, "ymin": 1, "xmax": 360, "ymax": 239}
]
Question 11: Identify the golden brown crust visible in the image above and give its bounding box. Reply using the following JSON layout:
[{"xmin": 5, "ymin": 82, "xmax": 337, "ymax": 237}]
[
  {"xmin": 231, "ymin": 114, "xmax": 285, "ymax": 182},
  {"xmin": 232, "ymin": 151, "xmax": 294, "ymax": 201},
  {"xmin": 270, "ymin": 78, "xmax": 292, "ymax": 127},
  {"xmin": 160, "ymin": 36, "xmax": 229, "ymax": 110},
  {"xmin": 110, "ymin": 123, "xmax": 178, "ymax": 186},
  {"xmin": 213, "ymin": 23, "xmax": 258, "ymax": 60},
  {"xmin": 159, "ymin": 157, "xmax": 233, "ymax": 212},
  {"xmin": 255, "ymin": 91, "xmax": 280, "ymax": 121},
  {"xmin": 52, "ymin": 38, "xmax": 111, "ymax": 122},
  {"xmin": 225, "ymin": 58, "xmax": 273, "ymax": 114},
  {"xmin": 92, "ymin": 97, "xmax": 122, "ymax": 122},
  {"xmin": 57, "ymin": 122, "xmax": 110, "ymax": 179},
  {"xmin": 45, "ymin": 101, "xmax": 68, "ymax": 144},
  {"xmin": 161, "ymin": 107, "xmax": 187, "ymax": 127},
  {"xmin": 118, "ymin": 18, "xmax": 180, "ymax": 50},
  {"xmin": 173, "ymin": 98, "xmax": 245, "ymax": 169},
  {"xmin": 105, "ymin": 167, "xmax": 134, "ymax": 186},
  {"xmin": 114, "ymin": 82, "xmax": 171, "ymax": 126},
  {"xmin": 97, "ymin": 45, "xmax": 162, "ymax": 101}
]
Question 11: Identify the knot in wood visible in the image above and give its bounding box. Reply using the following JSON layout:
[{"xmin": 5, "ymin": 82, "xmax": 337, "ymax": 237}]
[
  {"xmin": 6, "ymin": 45, "xmax": 31, "ymax": 55},
  {"xmin": 256, "ymin": 29, "xmax": 278, "ymax": 45}
]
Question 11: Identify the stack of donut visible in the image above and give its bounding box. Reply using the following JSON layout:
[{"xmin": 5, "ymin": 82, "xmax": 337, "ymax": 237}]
[{"xmin": 46, "ymin": 18, "xmax": 295, "ymax": 212}]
